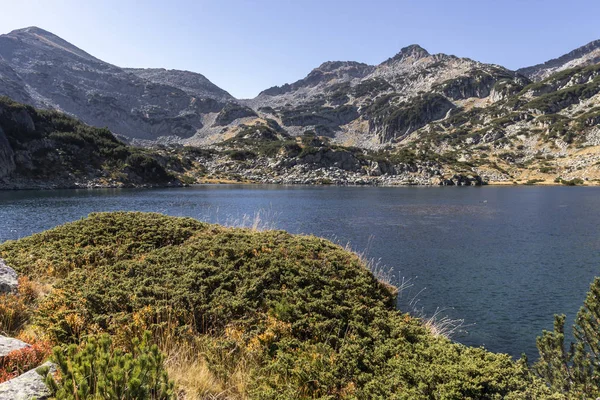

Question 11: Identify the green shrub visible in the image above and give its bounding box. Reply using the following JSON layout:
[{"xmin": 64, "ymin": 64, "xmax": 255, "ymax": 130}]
[
  {"xmin": 125, "ymin": 153, "xmax": 173, "ymax": 183},
  {"xmin": 555, "ymin": 177, "xmax": 584, "ymax": 186},
  {"xmin": 39, "ymin": 331, "xmax": 175, "ymax": 400},
  {"xmin": 534, "ymin": 277, "xmax": 600, "ymax": 398},
  {"xmin": 224, "ymin": 149, "xmax": 257, "ymax": 161},
  {"xmin": 525, "ymin": 179, "xmax": 544, "ymax": 185},
  {"xmin": 1, "ymin": 212, "xmax": 556, "ymax": 398}
]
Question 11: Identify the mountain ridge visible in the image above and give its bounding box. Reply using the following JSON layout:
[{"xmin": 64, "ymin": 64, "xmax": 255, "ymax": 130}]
[
  {"xmin": 518, "ymin": 39, "xmax": 600, "ymax": 81},
  {"xmin": 0, "ymin": 25, "xmax": 599, "ymax": 164}
]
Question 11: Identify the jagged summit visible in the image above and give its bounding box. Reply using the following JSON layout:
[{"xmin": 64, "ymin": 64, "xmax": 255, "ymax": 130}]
[
  {"xmin": 257, "ymin": 61, "xmax": 374, "ymax": 97},
  {"xmin": 9, "ymin": 26, "xmax": 53, "ymax": 35},
  {"xmin": 316, "ymin": 60, "xmax": 372, "ymax": 72},
  {"xmin": 1, "ymin": 25, "xmax": 600, "ymax": 150},
  {"xmin": 384, "ymin": 44, "xmax": 431, "ymax": 64},
  {"xmin": 518, "ymin": 38, "xmax": 600, "ymax": 81}
]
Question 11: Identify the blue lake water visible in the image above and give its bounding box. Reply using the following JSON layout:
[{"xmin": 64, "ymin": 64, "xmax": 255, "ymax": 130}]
[{"xmin": 1, "ymin": 185, "xmax": 599, "ymax": 359}]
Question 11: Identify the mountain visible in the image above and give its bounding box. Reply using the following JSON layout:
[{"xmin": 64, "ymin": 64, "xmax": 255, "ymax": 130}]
[
  {"xmin": 247, "ymin": 44, "xmax": 526, "ymax": 146},
  {"xmin": 0, "ymin": 27, "xmax": 232, "ymax": 144},
  {"xmin": 518, "ymin": 39, "xmax": 600, "ymax": 81},
  {"xmin": 0, "ymin": 28, "xmax": 530, "ymax": 147},
  {"xmin": 1, "ymin": 26, "xmax": 600, "ymax": 186}
]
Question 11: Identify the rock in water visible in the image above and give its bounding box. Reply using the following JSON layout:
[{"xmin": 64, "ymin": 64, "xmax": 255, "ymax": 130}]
[
  {"xmin": 0, "ymin": 259, "xmax": 17, "ymax": 293},
  {"xmin": 0, "ymin": 362, "xmax": 55, "ymax": 400},
  {"xmin": 0, "ymin": 335, "xmax": 30, "ymax": 357}
]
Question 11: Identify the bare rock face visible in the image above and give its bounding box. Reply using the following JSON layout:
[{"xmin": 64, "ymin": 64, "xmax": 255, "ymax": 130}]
[
  {"xmin": 125, "ymin": 68, "xmax": 234, "ymax": 102},
  {"xmin": 0, "ymin": 335, "xmax": 29, "ymax": 357},
  {"xmin": 0, "ymin": 362, "xmax": 55, "ymax": 400},
  {"xmin": 0, "ymin": 259, "xmax": 18, "ymax": 294}
]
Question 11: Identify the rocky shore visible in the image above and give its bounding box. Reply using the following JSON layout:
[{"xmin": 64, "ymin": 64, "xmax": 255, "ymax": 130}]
[{"xmin": 0, "ymin": 260, "xmax": 53, "ymax": 400}]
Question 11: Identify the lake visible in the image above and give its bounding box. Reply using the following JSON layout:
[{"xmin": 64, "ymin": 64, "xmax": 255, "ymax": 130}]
[{"xmin": 1, "ymin": 184, "xmax": 599, "ymax": 359}]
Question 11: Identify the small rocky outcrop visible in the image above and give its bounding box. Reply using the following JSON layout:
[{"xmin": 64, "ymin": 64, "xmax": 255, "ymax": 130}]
[
  {"xmin": 297, "ymin": 148, "xmax": 362, "ymax": 172},
  {"xmin": 0, "ymin": 259, "xmax": 17, "ymax": 294},
  {"xmin": 213, "ymin": 103, "xmax": 257, "ymax": 126},
  {"xmin": 434, "ymin": 73, "xmax": 501, "ymax": 100},
  {"xmin": 0, "ymin": 362, "xmax": 55, "ymax": 400},
  {"xmin": 438, "ymin": 174, "xmax": 483, "ymax": 186}
]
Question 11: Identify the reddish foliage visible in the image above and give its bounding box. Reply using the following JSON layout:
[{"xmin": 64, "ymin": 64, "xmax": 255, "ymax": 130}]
[{"xmin": 0, "ymin": 340, "xmax": 52, "ymax": 383}]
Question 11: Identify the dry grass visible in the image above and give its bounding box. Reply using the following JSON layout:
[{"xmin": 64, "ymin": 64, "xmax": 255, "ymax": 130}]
[
  {"xmin": 165, "ymin": 343, "xmax": 229, "ymax": 400},
  {"xmin": 343, "ymin": 239, "xmax": 402, "ymax": 297},
  {"xmin": 163, "ymin": 336, "xmax": 256, "ymax": 399},
  {"xmin": 135, "ymin": 307, "xmax": 255, "ymax": 400},
  {"xmin": 410, "ymin": 303, "xmax": 468, "ymax": 339},
  {"xmin": 0, "ymin": 277, "xmax": 49, "ymax": 336},
  {"xmin": 228, "ymin": 209, "xmax": 279, "ymax": 232}
]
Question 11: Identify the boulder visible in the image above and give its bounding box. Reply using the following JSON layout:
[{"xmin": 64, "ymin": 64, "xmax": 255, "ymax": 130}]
[
  {"xmin": 0, "ymin": 335, "xmax": 30, "ymax": 357},
  {"xmin": 0, "ymin": 362, "xmax": 55, "ymax": 400},
  {"xmin": 0, "ymin": 259, "xmax": 18, "ymax": 294}
]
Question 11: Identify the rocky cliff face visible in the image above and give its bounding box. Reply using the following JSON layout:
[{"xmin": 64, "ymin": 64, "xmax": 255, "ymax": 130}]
[{"xmin": 518, "ymin": 39, "xmax": 600, "ymax": 81}]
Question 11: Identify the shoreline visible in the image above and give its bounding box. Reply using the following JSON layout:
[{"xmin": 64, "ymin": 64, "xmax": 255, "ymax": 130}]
[{"xmin": 1, "ymin": 179, "xmax": 599, "ymax": 191}]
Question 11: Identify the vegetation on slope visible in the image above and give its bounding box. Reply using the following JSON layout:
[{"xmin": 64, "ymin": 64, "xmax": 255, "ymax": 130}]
[
  {"xmin": 0, "ymin": 96, "xmax": 182, "ymax": 187},
  {"xmin": 0, "ymin": 212, "xmax": 555, "ymax": 399}
]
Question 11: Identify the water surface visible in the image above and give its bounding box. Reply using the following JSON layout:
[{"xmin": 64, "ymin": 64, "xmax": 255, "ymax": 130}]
[{"xmin": 1, "ymin": 185, "xmax": 599, "ymax": 358}]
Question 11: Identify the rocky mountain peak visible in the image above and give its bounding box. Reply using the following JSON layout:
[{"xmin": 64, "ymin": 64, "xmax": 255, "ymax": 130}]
[
  {"xmin": 385, "ymin": 44, "xmax": 431, "ymax": 64},
  {"xmin": 316, "ymin": 61, "xmax": 371, "ymax": 73},
  {"xmin": 518, "ymin": 38, "xmax": 600, "ymax": 81},
  {"xmin": 0, "ymin": 27, "xmax": 236, "ymax": 143},
  {"xmin": 3, "ymin": 26, "xmax": 99, "ymax": 63},
  {"xmin": 257, "ymin": 61, "xmax": 374, "ymax": 97},
  {"xmin": 10, "ymin": 26, "xmax": 52, "ymax": 36}
]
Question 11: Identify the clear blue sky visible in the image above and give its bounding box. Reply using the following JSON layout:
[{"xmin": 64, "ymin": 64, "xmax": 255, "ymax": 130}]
[{"xmin": 1, "ymin": 0, "xmax": 599, "ymax": 98}]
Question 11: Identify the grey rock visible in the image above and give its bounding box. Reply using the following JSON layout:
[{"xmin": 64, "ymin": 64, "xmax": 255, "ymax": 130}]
[
  {"xmin": 0, "ymin": 362, "xmax": 55, "ymax": 400},
  {"xmin": 213, "ymin": 103, "xmax": 257, "ymax": 126},
  {"xmin": 0, "ymin": 335, "xmax": 29, "ymax": 357},
  {"xmin": 482, "ymin": 130, "xmax": 504, "ymax": 143},
  {"xmin": 0, "ymin": 259, "xmax": 18, "ymax": 294},
  {"xmin": 124, "ymin": 68, "xmax": 234, "ymax": 102},
  {"xmin": 297, "ymin": 148, "xmax": 361, "ymax": 172}
]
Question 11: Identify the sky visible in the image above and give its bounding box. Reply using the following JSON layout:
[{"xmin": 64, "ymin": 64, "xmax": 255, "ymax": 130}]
[{"xmin": 1, "ymin": 0, "xmax": 599, "ymax": 99}]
